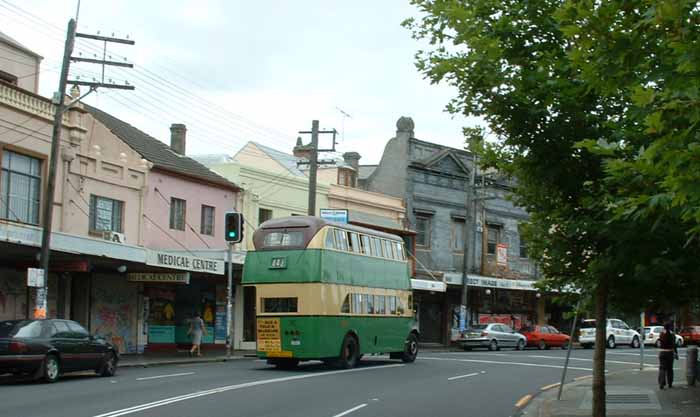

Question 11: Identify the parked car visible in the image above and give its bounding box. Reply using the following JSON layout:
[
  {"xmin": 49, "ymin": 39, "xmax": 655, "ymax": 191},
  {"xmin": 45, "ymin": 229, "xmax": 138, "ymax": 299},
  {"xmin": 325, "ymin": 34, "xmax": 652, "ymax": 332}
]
[
  {"xmin": 0, "ymin": 319, "xmax": 119, "ymax": 383},
  {"xmin": 519, "ymin": 325, "xmax": 570, "ymax": 350},
  {"xmin": 643, "ymin": 326, "xmax": 684, "ymax": 348},
  {"xmin": 579, "ymin": 319, "xmax": 641, "ymax": 349},
  {"xmin": 460, "ymin": 323, "xmax": 527, "ymax": 351},
  {"xmin": 679, "ymin": 326, "xmax": 700, "ymax": 346}
]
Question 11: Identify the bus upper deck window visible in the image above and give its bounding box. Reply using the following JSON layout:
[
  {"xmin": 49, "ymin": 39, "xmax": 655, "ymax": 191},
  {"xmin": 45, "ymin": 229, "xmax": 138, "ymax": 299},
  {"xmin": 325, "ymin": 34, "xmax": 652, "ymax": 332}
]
[
  {"xmin": 325, "ymin": 229, "xmax": 336, "ymax": 249},
  {"xmin": 361, "ymin": 235, "xmax": 372, "ymax": 255},
  {"xmin": 371, "ymin": 237, "xmax": 383, "ymax": 257},
  {"xmin": 334, "ymin": 229, "xmax": 349, "ymax": 251},
  {"xmin": 349, "ymin": 232, "xmax": 361, "ymax": 253},
  {"xmin": 264, "ymin": 231, "xmax": 304, "ymax": 247}
]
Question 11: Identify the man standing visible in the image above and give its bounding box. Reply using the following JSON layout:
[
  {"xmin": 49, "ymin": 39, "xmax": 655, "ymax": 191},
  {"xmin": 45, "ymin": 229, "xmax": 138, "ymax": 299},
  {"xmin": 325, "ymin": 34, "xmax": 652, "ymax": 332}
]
[
  {"xmin": 188, "ymin": 312, "xmax": 207, "ymax": 357},
  {"xmin": 658, "ymin": 322, "xmax": 678, "ymax": 389}
]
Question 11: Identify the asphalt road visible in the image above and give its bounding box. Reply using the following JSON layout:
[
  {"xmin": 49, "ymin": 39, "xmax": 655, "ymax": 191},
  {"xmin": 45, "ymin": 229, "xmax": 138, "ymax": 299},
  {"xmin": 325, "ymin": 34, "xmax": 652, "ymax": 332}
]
[{"xmin": 0, "ymin": 346, "xmax": 689, "ymax": 417}]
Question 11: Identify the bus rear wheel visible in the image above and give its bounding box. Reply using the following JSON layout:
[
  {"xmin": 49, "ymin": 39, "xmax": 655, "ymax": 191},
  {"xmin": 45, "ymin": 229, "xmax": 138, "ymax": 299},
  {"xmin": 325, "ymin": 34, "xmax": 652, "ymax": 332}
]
[
  {"xmin": 337, "ymin": 334, "xmax": 359, "ymax": 369},
  {"xmin": 401, "ymin": 333, "xmax": 418, "ymax": 363}
]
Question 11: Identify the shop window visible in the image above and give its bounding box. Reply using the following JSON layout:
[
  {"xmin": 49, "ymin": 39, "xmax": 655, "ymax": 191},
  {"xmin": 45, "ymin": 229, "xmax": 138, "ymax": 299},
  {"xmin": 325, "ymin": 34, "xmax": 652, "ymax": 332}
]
[
  {"xmin": 170, "ymin": 197, "xmax": 186, "ymax": 231},
  {"xmin": 487, "ymin": 224, "xmax": 501, "ymax": 255},
  {"xmin": 89, "ymin": 195, "xmax": 124, "ymax": 233},
  {"xmin": 349, "ymin": 232, "xmax": 361, "ymax": 253},
  {"xmin": 262, "ymin": 297, "xmax": 298, "ymax": 313},
  {"xmin": 415, "ymin": 216, "xmax": 431, "ymax": 248},
  {"xmin": 200, "ymin": 205, "xmax": 215, "ymax": 235},
  {"xmin": 258, "ymin": 208, "xmax": 272, "ymax": 225},
  {"xmin": 452, "ymin": 218, "xmax": 465, "ymax": 251},
  {"xmin": 361, "ymin": 234, "xmax": 372, "ymax": 255},
  {"xmin": 1, "ymin": 150, "xmax": 41, "ymax": 225}
]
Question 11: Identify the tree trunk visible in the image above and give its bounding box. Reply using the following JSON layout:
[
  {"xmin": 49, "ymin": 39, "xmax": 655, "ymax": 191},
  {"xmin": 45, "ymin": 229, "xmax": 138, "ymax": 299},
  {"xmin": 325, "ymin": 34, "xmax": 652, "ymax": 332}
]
[{"xmin": 592, "ymin": 278, "xmax": 609, "ymax": 417}]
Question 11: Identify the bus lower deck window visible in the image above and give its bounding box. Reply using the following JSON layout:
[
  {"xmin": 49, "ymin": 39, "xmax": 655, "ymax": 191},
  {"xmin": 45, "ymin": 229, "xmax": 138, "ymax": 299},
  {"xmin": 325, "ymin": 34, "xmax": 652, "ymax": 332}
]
[{"xmin": 262, "ymin": 297, "xmax": 298, "ymax": 313}]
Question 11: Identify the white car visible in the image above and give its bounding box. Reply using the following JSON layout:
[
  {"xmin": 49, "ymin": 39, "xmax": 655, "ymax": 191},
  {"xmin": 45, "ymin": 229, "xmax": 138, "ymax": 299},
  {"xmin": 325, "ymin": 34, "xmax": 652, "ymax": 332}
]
[
  {"xmin": 643, "ymin": 326, "xmax": 684, "ymax": 348},
  {"xmin": 579, "ymin": 319, "xmax": 641, "ymax": 349}
]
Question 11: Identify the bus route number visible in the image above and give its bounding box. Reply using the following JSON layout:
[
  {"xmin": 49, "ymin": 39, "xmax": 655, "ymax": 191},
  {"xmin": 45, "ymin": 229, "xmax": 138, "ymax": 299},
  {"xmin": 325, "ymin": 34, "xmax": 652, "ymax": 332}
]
[{"xmin": 257, "ymin": 318, "xmax": 281, "ymax": 352}]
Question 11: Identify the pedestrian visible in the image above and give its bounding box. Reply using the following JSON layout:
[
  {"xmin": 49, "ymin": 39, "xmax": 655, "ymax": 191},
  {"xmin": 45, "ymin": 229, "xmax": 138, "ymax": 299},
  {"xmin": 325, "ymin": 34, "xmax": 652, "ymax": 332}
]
[
  {"xmin": 657, "ymin": 322, "xmax": 678, "ymax": 389},
  {"xmin": 188, "ymin": 312, "xmax": 207, "ymax": 357}
]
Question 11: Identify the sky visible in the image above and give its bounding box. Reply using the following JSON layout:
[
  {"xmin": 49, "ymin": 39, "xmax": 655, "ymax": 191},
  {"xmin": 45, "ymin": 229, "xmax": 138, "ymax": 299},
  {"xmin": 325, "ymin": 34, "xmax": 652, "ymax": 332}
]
[{"xmin": 1, "ymin": 0, "xmax": 479, "ymax": 164}]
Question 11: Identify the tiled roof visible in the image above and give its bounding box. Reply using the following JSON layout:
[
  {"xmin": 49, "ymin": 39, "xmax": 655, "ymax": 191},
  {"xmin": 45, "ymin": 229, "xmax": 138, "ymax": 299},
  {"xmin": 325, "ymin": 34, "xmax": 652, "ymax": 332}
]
[
  {"xmin": 248, "ymin": 142, "xmax": 307, "ymax": 177},
  {"xmin": 358, "ymin": 165, "xmax": 378, "ymax": 180},
  {"xmin": 0, "ymin": 30, "xmax": 42, "ymax": 58},
  {"xmin": 192, "ymin": 154, "xmax": 235, "ymax": 167},
  {"xmin": 85, "ymin": 105, "xmax": 240, "ymax": 191}
]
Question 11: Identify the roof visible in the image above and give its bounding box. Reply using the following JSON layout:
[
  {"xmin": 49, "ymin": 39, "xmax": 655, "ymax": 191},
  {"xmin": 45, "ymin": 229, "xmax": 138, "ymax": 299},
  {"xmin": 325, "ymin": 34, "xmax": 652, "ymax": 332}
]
[
  {"xmin": 358, "ymin": 165, "xmax": 378, "ymax": 180},
  {"xmin": 85, "ymin": 105, "xmax": 241, "ymax": 191},
  {"xmin": 192, "ymin": 154, "xmax": 235, "ymax": 167},
  {"xmin": 248, "ymin": 142, "xmax": 307, "ymax": 177},
  {"xmin": 0, "ymin": 30, "xmax": 42, "ymax": 59}
]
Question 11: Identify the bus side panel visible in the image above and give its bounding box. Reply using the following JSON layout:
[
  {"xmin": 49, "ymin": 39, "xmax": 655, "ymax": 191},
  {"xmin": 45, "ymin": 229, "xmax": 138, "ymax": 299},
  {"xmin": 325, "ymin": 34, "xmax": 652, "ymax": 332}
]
[
  {"xmin": 320, "ymin": 250, "xmax": 410, "ymax": 290},
  {"xmin": 243, "ymin": 250, "xmax": 322, "ymax": 284}
]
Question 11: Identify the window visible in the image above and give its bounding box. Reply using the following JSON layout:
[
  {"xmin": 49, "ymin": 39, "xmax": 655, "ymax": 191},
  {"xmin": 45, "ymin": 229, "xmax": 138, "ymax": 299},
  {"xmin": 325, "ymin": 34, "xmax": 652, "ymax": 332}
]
[
  {"xmin": 263, "ymin": 231, "xmax": 304, "ymax": 247},
  {"xmin": 366, "ymin": 294, "xmax": 375, "ymax": 314},
  {"xmin": 388, "ymin": 296, "xmax": 397, "ymax": 314},
  {"xmin": 384, "ymin": 240, "xmax": 395, "ymax": 259},
  {"xmin": 361, "ymin": 235, "xmax": 372, "ymax": 255},
  {"xmin": 547, "ymin": 326, "xmax": 559, "ymax": 334},
  {"xmin": 519, "ymin": 236, "xmax": 528, "ymax": 258},
  {"xmin": 51, "ymin": 321, "xmax": 71, "ymax": 338},
  {"xmin": 349, "ymin": 232, "xmax": 361, "ymax": 253},
  {"xmin": 170, "ymin": 197, "xmax": 186, "ymax": 231},
  {"xmin": 0, "ymin": 69, "xmax": 18, "ymax": 85},
  {"xmin": 325, "ymin": 229, "xmax": 336, "ymax": 249},
  {"xmin": 376, "ymin": 295, "xmax": 386, "ymax": 314},
  {"xmin": 258, "ymin": 208, "xmax": 273, "ymax": 225},
  {"xmin": 487, "ymin": 224, "xmax": 501, "ymax": 254},
  {"xmin": 539, "ymin": 326, "xmax": 550, "ymax": 334},
  {"xmin": 371, "ymin": 237, "xmax": 383, "ymax": 257},
  {"xmin": 341, "ymin": 295, "xmax": 350, "ymax": 313},
  {"xmin": 352, "ymin": 294, "xmax": 364, "ymax": 314},
  {"xmin": 395, "ymin": 242, "xmax": 405, "ymax": 261},
  {"xmin": 335, "ymin": 229, "xmax": 349, "ymax": 251},
  {"xmin": 452, "ymin": 218, "xmax": 465, "ymax": 251},
  {"xmin": 200, "ymin": 205, "xmax": 215, "ymax": 235},
  {"xmin": 262, "ymin": 297, "xmax": 298, "ymax": 313},
  {"xmin": 0, "ymin": 150, "xmax": 41, "ymax": 224},
  {"xmin": 89, "ymin": 195, "xmax": 124, "ymax": 233},
  {"xmin": 415, "ymin": 216, "xmax": 431, "ymax": 247},
  {"xmin": 66, "ymin": 321, "xmax": 90, "ymax": 338}
]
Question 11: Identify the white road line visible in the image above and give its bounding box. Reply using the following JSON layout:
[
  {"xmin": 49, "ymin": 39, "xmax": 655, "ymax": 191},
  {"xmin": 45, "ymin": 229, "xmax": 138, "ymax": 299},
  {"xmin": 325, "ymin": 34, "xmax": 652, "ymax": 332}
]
[
  {"xmin": 331, "ymin": 403, "xmax": 368, "ymax": 417},
  {"xmin": 93, "ymin": 364, "xmax": 403, "ymax": 417},
  {"xmin": 136, "ymin": 372, "xmax": 194, "ymax": 381},
  {"xmin": 420, "ymin": 356, "xmax": 595, "ymax": 371},
  {"xmin": 527, "ymin": 355, "xmax": 659, "ymax": 366},
  {"xmin": 447, "ymin": 372, "xmax": 480, "ymax": 381}
]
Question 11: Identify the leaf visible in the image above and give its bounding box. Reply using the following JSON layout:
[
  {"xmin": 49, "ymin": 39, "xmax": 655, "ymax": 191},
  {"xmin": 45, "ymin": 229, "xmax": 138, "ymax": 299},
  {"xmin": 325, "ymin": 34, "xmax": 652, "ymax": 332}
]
[
  {"xmin": 630, "ymin": 86, "xmax": 655, "ymax": 107},
  {"xmin": 644, "ymin": 112, "xmax": 664, "ymax": 134}
]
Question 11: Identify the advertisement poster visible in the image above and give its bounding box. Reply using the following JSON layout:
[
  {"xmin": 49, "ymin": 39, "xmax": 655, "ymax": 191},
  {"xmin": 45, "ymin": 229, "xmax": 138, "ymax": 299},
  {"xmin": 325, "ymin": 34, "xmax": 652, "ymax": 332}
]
[
  {"xmin": 479, "ymin": 313, "xmax": 527, "ymax": 331},
  {"xmin": 215, "ymin": 284, "xmax": 227, "ymax": 344},
  {"xmin": 145, "ymin": 287, "xmax": 176, "ymax": 344}
]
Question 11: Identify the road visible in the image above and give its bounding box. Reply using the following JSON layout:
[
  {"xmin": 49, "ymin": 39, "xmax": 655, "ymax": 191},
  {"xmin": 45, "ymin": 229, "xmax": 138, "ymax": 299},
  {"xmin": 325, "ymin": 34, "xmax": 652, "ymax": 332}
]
[{"xmin": 0, "ymin": 346, "xmax": 689, "ymax": 417}]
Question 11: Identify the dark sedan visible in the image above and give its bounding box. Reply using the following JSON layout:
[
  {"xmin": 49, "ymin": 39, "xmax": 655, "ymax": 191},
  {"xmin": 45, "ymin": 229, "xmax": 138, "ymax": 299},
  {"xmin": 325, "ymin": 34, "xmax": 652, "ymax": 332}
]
[{"xmin": 0, "ymin": 319, "xmax": 119, "ymax": 382}]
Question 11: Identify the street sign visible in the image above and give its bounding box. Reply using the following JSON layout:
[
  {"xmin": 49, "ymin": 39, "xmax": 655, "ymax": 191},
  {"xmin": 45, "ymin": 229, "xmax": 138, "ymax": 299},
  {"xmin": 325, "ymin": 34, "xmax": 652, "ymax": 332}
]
[
  {"xmin": 27, "ymin": 268, "xmax": 45, "ymax": 288},
  {"xmin": 320, "ymin": 209, "xmax": 348, "ymax": 223},
  {"xmin": 127, "ymin": 272, "xmax": 190, "ymax": 284}
]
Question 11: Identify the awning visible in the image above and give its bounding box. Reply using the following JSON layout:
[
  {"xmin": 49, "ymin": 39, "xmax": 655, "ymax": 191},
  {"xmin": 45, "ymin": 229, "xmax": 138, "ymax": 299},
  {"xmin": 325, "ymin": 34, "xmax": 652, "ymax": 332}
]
[
  {"xmin": 444, "ymin": 272, "xmax": 538, "ymax": 291},
  {"xmin": 410, "ymin": 278, "xmax": 446, "ymax": 292}
]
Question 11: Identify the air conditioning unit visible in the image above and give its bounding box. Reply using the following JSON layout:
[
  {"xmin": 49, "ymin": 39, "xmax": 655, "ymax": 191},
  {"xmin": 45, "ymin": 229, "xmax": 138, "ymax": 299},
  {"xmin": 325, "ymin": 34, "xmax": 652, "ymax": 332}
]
[{"xmin": 103, "ymin": 231, "xmax": 126, "ymax": 244}]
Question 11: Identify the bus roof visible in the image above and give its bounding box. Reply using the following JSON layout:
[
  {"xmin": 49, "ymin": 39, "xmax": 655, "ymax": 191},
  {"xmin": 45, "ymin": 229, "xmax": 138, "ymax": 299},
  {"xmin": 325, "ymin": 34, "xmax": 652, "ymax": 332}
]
[{"xmin": 253, "ymin": 216, "xmax": 403, "ymax": 250}]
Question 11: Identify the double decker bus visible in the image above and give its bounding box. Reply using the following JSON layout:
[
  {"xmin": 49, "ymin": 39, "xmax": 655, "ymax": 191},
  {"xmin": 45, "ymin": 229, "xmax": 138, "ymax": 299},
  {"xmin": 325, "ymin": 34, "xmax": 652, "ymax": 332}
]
[{"xmin": 242, "ymin": 216, "xmax": 418, "ymax": 368}]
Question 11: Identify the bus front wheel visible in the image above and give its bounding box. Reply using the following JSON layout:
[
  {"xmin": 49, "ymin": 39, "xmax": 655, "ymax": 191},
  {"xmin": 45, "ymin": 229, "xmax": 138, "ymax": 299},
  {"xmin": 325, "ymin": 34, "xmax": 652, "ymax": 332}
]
[{"xmin": 337, "ymin": 334, "xmax": 359, "ymax": 369}]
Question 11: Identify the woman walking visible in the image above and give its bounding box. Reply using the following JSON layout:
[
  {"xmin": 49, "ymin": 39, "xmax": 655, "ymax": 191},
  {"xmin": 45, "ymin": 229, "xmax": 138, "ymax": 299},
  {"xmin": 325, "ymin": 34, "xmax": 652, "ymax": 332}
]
[
  {"xmin": 658, "ymin": 322, "xmax": 678, "ymax": 389},
  {"xmin": 188, "ymin": 312, "xmax": 207, "ymax": 357}
]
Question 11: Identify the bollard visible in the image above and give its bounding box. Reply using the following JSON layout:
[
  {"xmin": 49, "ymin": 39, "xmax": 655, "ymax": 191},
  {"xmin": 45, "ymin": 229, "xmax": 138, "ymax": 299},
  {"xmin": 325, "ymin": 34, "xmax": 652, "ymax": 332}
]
[{"xmin": 687, "ymin": 347, "xmax": 698, "ymax": 386}]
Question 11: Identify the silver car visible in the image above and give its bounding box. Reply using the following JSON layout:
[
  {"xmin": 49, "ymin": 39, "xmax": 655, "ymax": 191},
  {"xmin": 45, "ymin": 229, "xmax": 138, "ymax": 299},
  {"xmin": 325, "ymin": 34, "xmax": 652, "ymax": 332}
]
[{"xmin": 460, "ymin": 323, "xmax": 527, "ymax": 351}]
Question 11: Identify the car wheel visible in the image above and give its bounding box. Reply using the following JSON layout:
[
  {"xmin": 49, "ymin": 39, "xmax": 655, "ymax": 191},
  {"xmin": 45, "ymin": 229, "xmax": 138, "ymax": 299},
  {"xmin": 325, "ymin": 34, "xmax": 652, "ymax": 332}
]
[
  {"xmin": 607, "ymin": 336, "xmax": 616, "ymax": 349},
  {"xmin": 337, "ymin": 334, "xmax": 359, "ymax": 369},
  {"xmin": 99, "ymin": 351, "xmax": 117, "ymax": 377},
  {"xmin": 630, "ymin": 336, "xmax": 640, "ymax": 349},
  {"xmin": 402, "ymin": 333, "xmax": 419, "ymax": 363},
  {"xmin": 488, "ymin": 339, "xmax": 498, "ymax": 351},
  {"xmin": 42, "ymin": 354, "xmax": 60, "ymax": 383},
  {"xmin": 655, "ymin": 339, "xmax": 662, "ymax": 348},
  {"xmin": 582, "ymin": 343, "xmax": 593, "ymax": 349},
  {"xmin": 561, "ymin": 342, "xmax": 569, "ymax": 350},
  {"xmin": 516, "ymin": 339, "xmax": 525, "ymax": 351},
  {"xmin": 538, "ymin": 340, "xmax": 546, "ymax": 350}
]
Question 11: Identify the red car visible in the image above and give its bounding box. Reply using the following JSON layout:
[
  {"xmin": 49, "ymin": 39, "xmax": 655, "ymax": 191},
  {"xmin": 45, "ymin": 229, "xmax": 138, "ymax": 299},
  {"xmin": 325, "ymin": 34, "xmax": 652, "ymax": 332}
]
[
  {"xmin": 679, "ymin": 326, "xmax": 700, "ymax": 346},
  {"xmin": 519, "ymin": 325, "xmax": 570, "ymax": 350}
]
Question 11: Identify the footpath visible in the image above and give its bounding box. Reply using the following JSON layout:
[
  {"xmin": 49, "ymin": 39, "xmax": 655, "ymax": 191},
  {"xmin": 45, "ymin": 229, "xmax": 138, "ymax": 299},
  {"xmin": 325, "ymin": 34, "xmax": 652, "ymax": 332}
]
[
  {"xmin": 516, "ymin": 366, "xmax": 700, "ymax": 417},
  {"xmin": 119, "ymin": 349, "xmax": 257, "ymax": 368}
]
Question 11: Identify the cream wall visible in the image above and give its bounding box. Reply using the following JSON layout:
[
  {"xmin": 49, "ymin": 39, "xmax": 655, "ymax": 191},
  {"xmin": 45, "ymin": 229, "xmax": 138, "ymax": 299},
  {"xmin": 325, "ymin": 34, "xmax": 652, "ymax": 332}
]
[{"xmin": 0, "ymin": 42, "xmax": 40, "ymax": 93}]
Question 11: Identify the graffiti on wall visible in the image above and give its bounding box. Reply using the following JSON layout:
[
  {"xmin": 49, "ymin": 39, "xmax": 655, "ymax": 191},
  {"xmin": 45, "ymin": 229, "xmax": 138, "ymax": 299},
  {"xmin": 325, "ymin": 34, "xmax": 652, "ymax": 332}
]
[
  {"xmin": 0, "ymin": 274, "xmax": 26, "ymax": 320},
  {"xmin": 92, "ymin": 280, "xmax": 136, "ymax": 353}
]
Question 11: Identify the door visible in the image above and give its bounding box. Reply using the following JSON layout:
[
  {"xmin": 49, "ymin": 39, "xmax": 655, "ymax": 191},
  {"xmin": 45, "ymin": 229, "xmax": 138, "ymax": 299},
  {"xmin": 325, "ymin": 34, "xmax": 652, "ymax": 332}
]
[
  {"xmin": 66, "ymin": 321, "xmax": 102, "ymax": 370},
  {"xmin": 49, "ymin": 321, "xmax": 81, "ymax": 372},
  {"xmin": 418, "ymin": 301, "xmax": 443, "ymax": 343},
  {"xmin": 498, "ymin": 325, "xmax": 516, "ymax": 347},
  {"xmin": 538, "ymin": 326, "xmax": 550, "ymax": 345},
  {"xmin": 547, "ymin": 326, "xmax": 563, "ymax": 346}
]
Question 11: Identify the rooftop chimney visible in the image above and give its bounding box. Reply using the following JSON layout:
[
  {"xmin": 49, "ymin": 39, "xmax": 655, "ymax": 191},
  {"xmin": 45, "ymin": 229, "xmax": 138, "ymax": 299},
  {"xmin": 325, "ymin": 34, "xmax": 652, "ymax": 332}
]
[
  {"xmin": 293, "ymin": 136, "xmax": 312, "ymax": 160},
  {"xmin": 170, "ymin": 123, "xmax": 187, "ymax": 155},
  {"xmin": 396, "ymin": 116, "xmax": 415, "ymax": 139},
  {"xmin": 342, "ymin": 152, "xmax": 361, "ymax": 171}
]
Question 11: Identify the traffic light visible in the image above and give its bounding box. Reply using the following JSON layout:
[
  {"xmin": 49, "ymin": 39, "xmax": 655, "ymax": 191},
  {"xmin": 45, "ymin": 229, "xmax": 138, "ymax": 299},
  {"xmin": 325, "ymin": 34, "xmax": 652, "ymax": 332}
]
[{"xmin": 224, "ymin": 211, "xmax": 244, "ymax": 243}]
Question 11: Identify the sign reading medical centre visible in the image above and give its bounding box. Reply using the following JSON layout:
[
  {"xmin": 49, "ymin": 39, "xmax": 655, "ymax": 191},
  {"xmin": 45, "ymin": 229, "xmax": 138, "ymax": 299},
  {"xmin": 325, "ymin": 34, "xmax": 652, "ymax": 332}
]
[
  {"xmin": 146, "ymin": 251, "xmax": 225, "ymax": 275},
  {"xmin": 128, "ymin": 272, "xmax": 191, "ymax": 284}
]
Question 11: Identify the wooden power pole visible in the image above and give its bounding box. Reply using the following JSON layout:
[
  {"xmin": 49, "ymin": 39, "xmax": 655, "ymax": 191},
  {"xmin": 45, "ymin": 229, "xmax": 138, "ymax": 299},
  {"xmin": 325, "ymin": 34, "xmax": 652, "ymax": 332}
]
[{"xmin": 298, "ymin": 121, "xmax": 338, "ymax": 216}]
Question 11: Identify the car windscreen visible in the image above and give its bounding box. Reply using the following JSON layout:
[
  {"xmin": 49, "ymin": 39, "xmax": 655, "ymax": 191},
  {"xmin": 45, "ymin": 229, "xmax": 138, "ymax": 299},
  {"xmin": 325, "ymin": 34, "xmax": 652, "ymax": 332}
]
[
  {"xmin": 581, "ymin": 321, "xmax": 597, "ymax": 329},
  {"xmin": 0, "ymin": 320, "xmax": 42, "ymax": 338}
]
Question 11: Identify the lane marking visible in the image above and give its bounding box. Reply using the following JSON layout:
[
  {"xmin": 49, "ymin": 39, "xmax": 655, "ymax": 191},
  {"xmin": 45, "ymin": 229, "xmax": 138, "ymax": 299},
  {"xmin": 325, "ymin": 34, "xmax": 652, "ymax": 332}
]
[
  {"xmin": 526, "ymin": 355, "xmax": 658, "ymax": 366},
  {"xmin": 136, "ymin": 372, "xmax": 194, "ymax": 381},
  {"xmin": 515, "ymin": 394, "xmax": 532, "ymax": 408},
  {"xmin": 447, "ymin": 372, "xmax": 480, "ymax": 381},
  {"xmin": 420, "ymin": 356, "xmax": 595, "ymax": 371},
  {"xmin": 331, "ymin": 403, "xmax": 367, "ymax": 417},
  {"xmin": 93, "ymin": 364, "xmax": 403, "ymax": 417},
  {"xmin": 574, "ymin": 375, "xmax": 593, "ymax": 381},
  {"xmin": 540, "ymin": 382, "xmax": 560, "ymax": 391}
]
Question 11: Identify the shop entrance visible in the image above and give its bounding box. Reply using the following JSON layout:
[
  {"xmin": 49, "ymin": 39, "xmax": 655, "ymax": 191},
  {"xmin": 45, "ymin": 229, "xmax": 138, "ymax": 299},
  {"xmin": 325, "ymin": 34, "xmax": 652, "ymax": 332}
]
[{"xmin": 243, "ymin": 286, "xmax": 256, "ymax": 342}]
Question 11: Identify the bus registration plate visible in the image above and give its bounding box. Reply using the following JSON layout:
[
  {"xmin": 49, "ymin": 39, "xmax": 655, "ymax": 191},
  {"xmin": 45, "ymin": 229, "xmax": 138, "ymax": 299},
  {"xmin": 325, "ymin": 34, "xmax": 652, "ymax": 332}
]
[
  {"xmin": 270, "ymin": 257, "xmax": 287, "ymax": 269},
  {"xmin": 257, "ymin": 318, "xmax": 282, "ymax": 352}
]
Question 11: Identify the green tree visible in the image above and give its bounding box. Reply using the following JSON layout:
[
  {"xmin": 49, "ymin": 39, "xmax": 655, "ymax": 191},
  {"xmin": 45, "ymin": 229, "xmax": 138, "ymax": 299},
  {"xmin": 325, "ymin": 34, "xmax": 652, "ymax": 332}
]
[{"xmin": 404, "ymin": 1, "xmax": 700, "ymax": 416}]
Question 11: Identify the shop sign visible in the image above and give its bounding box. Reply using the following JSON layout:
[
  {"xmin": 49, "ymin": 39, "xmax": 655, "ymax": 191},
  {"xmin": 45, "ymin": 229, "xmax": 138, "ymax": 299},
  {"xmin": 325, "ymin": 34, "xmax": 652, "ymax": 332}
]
[
  {"xmin": 444, "ymin": 273, "xmax": 537, "ymax": 291},
  {"xmin": 320, "ymin": 209, "xmax": 348, "ymax": 224},
  {"xmin": 410, "ymin": 278, "xmax": 446, "ymax": 292},
  {"xmin": 496, "ymin": 243, "xmax": 508, "ymax": 266},
  {"xmin": 27, "ymin": 268, "xmax": 45, "ymax": 288},
  {"xmin": 128, "ymin": 272, "xmax": 191, "ymax": 284},
  {"xmin": 146, "ymin": 251, "xmax": 225, "ymax": 275}
]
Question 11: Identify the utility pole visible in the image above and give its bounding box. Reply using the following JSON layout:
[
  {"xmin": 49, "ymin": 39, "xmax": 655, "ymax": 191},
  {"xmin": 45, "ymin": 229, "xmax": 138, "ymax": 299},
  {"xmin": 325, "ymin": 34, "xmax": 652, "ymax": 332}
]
[
  {"xmin": 298, "ymin": 121, "xmax": 338, "ymax": 216},
  {"xmin": 35, "ymin": 19, "xmax": 134, "ymax": 319},
  {"xmin": 460, "ymin": 152, "xmax": 477, "ymax": 330}
]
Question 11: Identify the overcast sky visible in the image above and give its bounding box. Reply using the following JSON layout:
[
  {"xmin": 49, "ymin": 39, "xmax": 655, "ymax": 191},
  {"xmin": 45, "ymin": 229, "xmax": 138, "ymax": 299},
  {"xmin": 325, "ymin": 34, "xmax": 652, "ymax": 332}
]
[{"xmin": 2, "ymin": 0, "xmax": 478, "ymax": 164}]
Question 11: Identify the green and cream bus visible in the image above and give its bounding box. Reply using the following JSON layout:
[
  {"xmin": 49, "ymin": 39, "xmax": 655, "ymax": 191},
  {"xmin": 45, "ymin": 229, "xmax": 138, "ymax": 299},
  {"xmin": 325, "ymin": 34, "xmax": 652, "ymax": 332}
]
[{"xmin": 242, "ymin": 216, "xmax": 418, "ymax": 369}]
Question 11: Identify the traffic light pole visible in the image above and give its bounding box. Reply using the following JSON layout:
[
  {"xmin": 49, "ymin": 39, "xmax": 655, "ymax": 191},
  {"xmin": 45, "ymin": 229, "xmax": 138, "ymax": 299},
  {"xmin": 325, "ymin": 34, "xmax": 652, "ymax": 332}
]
[{"xmin": 226, "ymin": 242, "xmax": 233, "ymax": 358}]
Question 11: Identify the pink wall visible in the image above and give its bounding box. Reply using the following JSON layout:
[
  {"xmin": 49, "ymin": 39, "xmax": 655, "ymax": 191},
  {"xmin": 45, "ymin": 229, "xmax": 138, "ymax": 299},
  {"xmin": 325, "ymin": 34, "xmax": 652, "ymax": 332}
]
[{"xmin": 143, "ymin": 169, "xmax": 237, "ymax": 250}]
